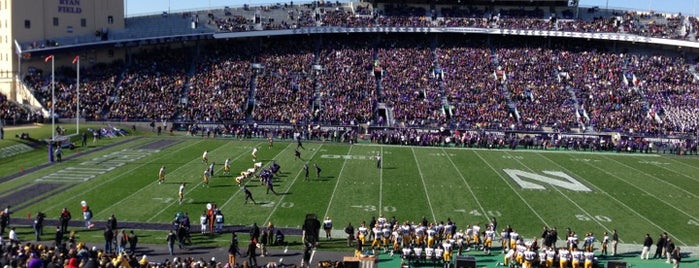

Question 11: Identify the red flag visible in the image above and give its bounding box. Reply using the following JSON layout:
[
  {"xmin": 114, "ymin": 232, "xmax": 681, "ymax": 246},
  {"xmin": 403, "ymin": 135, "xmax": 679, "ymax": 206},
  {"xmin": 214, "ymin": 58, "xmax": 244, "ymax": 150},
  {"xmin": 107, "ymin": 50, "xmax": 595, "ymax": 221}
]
[
  {"xmin": 72, "ymin": 55, "xmax": 79, "ymax": 64},
  {"xmin": 44, "ymin": 55, "xmax": 54, "ymax": 62}
]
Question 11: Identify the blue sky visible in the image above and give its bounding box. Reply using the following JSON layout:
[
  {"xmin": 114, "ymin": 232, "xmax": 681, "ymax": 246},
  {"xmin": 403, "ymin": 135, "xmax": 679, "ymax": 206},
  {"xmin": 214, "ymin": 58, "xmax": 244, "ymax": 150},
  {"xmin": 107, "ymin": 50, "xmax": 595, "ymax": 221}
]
[{"xmin": 125, "ymin": 0, "xmax": 690, "ymax": 17}]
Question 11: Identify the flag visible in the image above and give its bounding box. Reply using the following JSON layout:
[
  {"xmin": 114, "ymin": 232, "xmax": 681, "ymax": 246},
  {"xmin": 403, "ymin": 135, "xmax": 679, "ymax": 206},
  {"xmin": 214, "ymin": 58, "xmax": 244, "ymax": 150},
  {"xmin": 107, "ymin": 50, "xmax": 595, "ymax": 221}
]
[
  {"xmin": 632, "ymin": 74, "xmax": 640, "ymax": 86},
  {"xmin": 44, "ymin": 55, "xmax": 54, "ymax": 62},
  {"xmin": 622, "ymin": 73, "xmax": 629, "ymax": 86},
  {"xmin": 72, "ymin": 55, "xmax": 79, "ymax": 64}
]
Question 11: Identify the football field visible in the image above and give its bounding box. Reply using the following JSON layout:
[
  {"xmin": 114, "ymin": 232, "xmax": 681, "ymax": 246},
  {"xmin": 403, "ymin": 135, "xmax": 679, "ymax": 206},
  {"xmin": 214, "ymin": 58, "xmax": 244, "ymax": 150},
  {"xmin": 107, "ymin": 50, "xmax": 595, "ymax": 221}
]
[{"xmin": 4, "ymin": 135, "xmax": 699, "ymax": 247}]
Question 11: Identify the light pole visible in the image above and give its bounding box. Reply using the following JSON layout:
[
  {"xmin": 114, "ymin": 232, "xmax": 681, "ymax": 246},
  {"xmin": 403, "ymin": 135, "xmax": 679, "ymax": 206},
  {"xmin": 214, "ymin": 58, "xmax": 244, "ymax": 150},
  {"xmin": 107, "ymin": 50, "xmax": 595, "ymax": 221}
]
[{"xmin": 73, "ymin": 56, "xmax": 80, "ymax": 134}]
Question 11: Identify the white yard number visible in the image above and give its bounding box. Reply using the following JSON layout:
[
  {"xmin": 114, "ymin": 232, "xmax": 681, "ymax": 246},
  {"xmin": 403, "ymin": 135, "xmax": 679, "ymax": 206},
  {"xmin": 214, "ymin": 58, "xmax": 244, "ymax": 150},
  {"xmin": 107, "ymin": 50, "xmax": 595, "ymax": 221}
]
[
  {"xmin": 576, "ymin": 214, "xmax": 612, "ymax": 222},
  {"xmin": 469, "ymin": 210, "xmax": 502, "ymax": 217},
  {"xmin": 352, "ymin": 205, "xmax": 397, "ymax": 212},
  {"xmin": 260, "ymin": 202, "xmax": 294, "ymax": 208},
  {"xmin": 689, "ymin": 219, "xmax": 699, "ymax": 226},
  {"xmin": 503, "ymin": 169, "xmax": 592, "ymax": 192}
]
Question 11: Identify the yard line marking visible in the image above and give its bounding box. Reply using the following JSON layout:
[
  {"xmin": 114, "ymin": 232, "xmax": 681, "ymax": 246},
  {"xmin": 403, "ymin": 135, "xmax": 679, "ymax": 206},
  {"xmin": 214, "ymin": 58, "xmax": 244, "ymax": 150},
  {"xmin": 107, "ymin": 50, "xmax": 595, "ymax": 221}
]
[
  {"xmin": 601, "ymin": 155, "xmax": 699, "ymax": 199},
  {"xmin": 42, "ymin": 139, "xmax": 205, "ymax": 214},
  {"xmin": 352, "ymin": 142, "xmax": 661, "ymax": 157},
  {"xmin": 473, "ymin": 150, "xmax": 549, "ymax": 227},
  {"xmin": 323, "ymin": 145, "xmax": 353, "ymax": 219},
  {"xmin": 147, "ymin": 141, "xmax": 265, "ymax": 222},
  {"xmin": 309, "ymin": 249, "xmax": 316, "ymax": 266},
  {"xmin": 379, "ymin": 146, "xmax": 383, "ymax": 215},
  {"xmin": 441, "ymin": 148, "xmax": 489, "ymax": 222},
  {"xmin": 629, "ymin": 155, "xmax": 699, "ymax": 184},
  {"xmin": 218, "ymin": 142, "xmax": 293, "ymax": 212},
  {"xmin": 505, "ymin": 151, "xmax": 611, "ymax": 233},
  {"xmin": 263, "ymin": 144, "xmax": 322, "ymax": 225},
  {"xmin": 411, "ymin": 147, "xmax": 437, "ymax": 222},
  {"xmin": 663, "ymin": 156, "xmax": 699, "ymax": 174},
  {"xmin": 540, "ymin": 152, "xmax": 687, "ymax": 246}
]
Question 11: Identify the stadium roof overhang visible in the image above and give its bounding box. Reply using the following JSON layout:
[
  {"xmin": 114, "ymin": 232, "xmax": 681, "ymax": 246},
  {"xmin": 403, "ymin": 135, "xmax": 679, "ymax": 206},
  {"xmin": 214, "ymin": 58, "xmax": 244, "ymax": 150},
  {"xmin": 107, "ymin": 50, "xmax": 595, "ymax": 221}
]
[
  {"xmin": 213, "ymin": 26, "xmax": 699, "ymax": 50},
  {"xmin": 15, "ymin": 33, "xmax": 214, "ymax": 59},
  {"xmin": 370, "ymin": 0, "xmax": 570, "ymax": 6}
]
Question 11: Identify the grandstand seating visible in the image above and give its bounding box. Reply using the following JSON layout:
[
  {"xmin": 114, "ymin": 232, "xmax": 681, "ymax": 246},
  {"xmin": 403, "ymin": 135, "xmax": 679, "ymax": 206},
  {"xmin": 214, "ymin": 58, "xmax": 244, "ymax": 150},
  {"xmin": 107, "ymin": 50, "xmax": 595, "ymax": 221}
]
[{"xmin": 7, "ymin": 2, "xmax": 699, "ymax": 137}]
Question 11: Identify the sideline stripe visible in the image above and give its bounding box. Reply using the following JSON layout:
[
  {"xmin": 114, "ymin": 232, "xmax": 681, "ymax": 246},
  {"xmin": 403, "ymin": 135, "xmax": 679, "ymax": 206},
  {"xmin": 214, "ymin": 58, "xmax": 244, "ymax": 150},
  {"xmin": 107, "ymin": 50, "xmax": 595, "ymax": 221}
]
[
  {"xmin": 411, "ymin": 147, "xmax": 437, "ymax": 222},
  {"xmin": 323, "ymin": 145, "xmax": 352, "ymax": 219},
  {"xmin": 441, "ymin": 148, "xmax": 489, "ymax": 222}
]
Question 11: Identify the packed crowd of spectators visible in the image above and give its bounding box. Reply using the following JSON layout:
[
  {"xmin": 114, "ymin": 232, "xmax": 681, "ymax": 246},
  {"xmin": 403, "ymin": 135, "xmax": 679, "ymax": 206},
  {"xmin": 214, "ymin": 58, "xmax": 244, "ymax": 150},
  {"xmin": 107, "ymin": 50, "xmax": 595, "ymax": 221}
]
[
  {"xmin": 106, "ymin": 47, "xmax": 190, "ymax": 121},
  {"xmin": 180, "ymin": 41, "xmax": 253, "ymax": 123},
  {"xmin": 0, "ymin": 93, "xmax": 38, "ymax": 125},
  {"xmin": 202, "ymin": 1, "xmax": 697, "ymax": 43},
  {"xmin": 19, "ymin": 33, "xmax": 699, "ymax": 138}
]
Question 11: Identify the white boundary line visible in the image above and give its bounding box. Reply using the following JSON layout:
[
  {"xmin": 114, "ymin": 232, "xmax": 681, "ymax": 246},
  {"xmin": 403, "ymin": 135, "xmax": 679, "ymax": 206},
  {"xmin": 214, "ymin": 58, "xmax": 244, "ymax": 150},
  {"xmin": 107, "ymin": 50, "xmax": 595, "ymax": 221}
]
[
  {"xmin": 378, "ymin": 146, "xmax": 383, "ymax": 215},
  {"xmin": 441, "ymin": 148, "xmax": 490, "ymax": 222},
  {"xmin": 410, "ymin": 147, "xmax": 437, "ymax": 222},
  {"xmin": 263, "ymin": 144, "xmax": 323, "ymax": 225},
  {"xmin": 472, "ymin": 150, "xmax": 550, "ymax": 227},
  {"xmin": 539, "ymin": 152, "xmax": 688, "ymax": 246},
  {"xmin": 662, "ymin": 156, "xmax": 699, "ymax": 174},
  {"xmin": 351, "ymin": 142, "xmax": 662, "ymax": 157},
  {"xmin": 323, "ymin": 145, "xmax": 353, "ymax": 219},
  {"xmin": 633, "ymin": 155, "xmax": 699, "ymax": 184},
  {"xmin": 596, "ymin": 155, "xmax": 699, "ymax": 221},
  {"xmin": 606, "ymin": 155, "xmax": 699, "ymax": 198},
  {"xmin": 504, "ymin": 151, "xmax": 612, "ymax": 233}
]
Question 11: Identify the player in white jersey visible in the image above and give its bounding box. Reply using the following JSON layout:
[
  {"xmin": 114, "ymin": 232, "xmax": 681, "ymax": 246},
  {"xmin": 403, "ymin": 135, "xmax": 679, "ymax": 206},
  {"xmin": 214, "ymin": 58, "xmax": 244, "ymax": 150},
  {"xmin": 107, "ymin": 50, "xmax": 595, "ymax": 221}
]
[
  {"xmin": 323, "ymin": 217, "xmax": 333, "ymax": 240},
  {"xmin": 371, "ymin": 224, "xmax": 382, "ymax": 250},
  {"xmin": 426, "ymin": 226, "xmax": 437, "ymax": 247},
  {"xmin": 357, "ymin": 223, "xmax": 368, "ymax": 245},
  {"xmin": 223, "ymin": 159, "xmax": 231, "ymax": 175},
  {"xmin": 510, "ymin": 230, "xmax": 520, "ymax": 250},
  {"xmin": 559, "ymin": 248, "xmax": 570, "ymax": 268},
  {"xmin": 202, "ymin": 150, "xmax": 209, "ymax": 164},
  {"xmin": 178, "ymin": 183, "xmax": 186, "ymax": 204},
  {"xmin": 523, "ymin": 247, "xmax": 537, "ymax": 268},
  {"xmin": 377, "ymin": 214, "xmax": 387, "ymax": 226},
  {"xmin": 251, "ymin": 147, "xmax": 258, "ymax": 162},
  {"xmin": 484, "ymin": 228, "xmax": 495, "ymax": 255},
  {"xmin": 601, "ymin": 231, "xmax": 609, "ymax": 256},
  {"xmin": 584, "ymin": 233, "xmax": 595, "ymax": 252},
  {"xmin": 454, "ymin": 229, "xmax": 465, "ymax": 255},
  {"xmin": 465, "ymin": 225, "xmax": 473, "ymax": 250},
  {"xmin": 583, "ymin": 250, "xmax": 595, "ymax": 268},
  {"xmin": 567, "ymin": 233, "xmax": 578, "ymax": 251},
  {"xmin": 471, "ymin": 224, "xmax": 482, "ymax": 248},
  {"xmin": 202, "ymin": 169, "xmax": 210, "ymax": 187},
  {"xmin": 200, "ymin": 212, "xmax": 208, "ymax": 234},
  {"xmin": 441, "ymin": 242, "xmax": 452, "ymax": 264},
  {"xmin": 571, "ymin": 247, "xmax": 583, "ymax": 268},
  {"xmin": 392, "ymin": 229, "xmax": 402, "ymax": 254},
  {"xmin": 381, "ymin": 224, "xmax": 391, "ymax": 252},
  {"xmin": 400, "ymin": 222, "xmax": 412, "ymax": 247},
  {"xmin": 538, "ymin": 249, "xmax": 547, "ymax": 267},
  {"xmin": 545, "ymin": 247, "xmax": 556, "ymax": 268},
  {"xmin": 158, "ymin": 166, "xmax": 166, "ymax": 184},
  {"xmin": 444, "ymin": 221, "xmax": 454, "ymax": 240},
  {"xmin": 415, "ymin": 225, "xmax": 426, "ymax": 246},
  {"xmin": 501, "ymin": 229, "xmax": 510, "ymax": 253}
]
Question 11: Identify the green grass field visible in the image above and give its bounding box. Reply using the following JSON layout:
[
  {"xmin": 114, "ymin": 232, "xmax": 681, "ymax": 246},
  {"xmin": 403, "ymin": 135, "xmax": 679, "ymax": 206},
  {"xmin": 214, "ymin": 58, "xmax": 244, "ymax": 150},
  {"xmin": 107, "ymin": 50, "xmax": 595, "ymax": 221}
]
[{"xmin": 2, "ymin": 125, "xmax": 699, "ymax": 250}]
